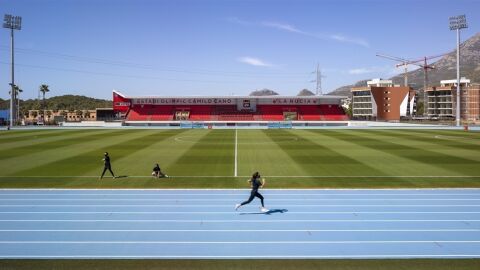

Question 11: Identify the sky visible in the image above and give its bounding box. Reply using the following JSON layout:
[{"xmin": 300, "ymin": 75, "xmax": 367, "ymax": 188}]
[{"xmin": 0, "ymin": 0, "xmax": 479, "ymax": 100}]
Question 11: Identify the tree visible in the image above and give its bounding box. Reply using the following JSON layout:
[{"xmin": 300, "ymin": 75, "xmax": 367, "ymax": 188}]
[
  {"xmin": 61, "ymin": 110, "xmax": 68, "ymax": 121},
  {"xmin": 76, "ymin": 110, "xmax": 83, "ymax": 121},
  {"xmin": 39, "ymin": 84, "xmax": 50, "ymax": 111},
  {"xmin": 31, "ymin": 110, "xmax": 38, "ymax": 119},
  {"xmin": 21, "ymin": 109, "xmax": 29, "ymax": 119},
  {"xmin": 84, "ymin": 111, "xmax": 91, "ymax": 119},
  {"xmin": 13, "ymin": 85, "xmax": 23, "ymax": 122},
  {"xmin": 46, "ymin": 110, "xmax": 52, "ymax": 123},
  {"xmin": 416, "ymin": 101, "xmax": 424, "ymax": 116}
]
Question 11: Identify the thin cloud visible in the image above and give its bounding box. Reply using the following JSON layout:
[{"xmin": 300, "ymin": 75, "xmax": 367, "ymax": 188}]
[
  {"xmin": 226, "ymin": 17, "xmax": 254, "ymax": 26},
  {"xmin": 228, "ymin": 18, "xmax": 370, "ymax": 47},
  {"xmin": 237, "ymin": 56, "xmax": 273, "ymax": 67},
  {"xmin": 261, "ymin": 21, "xmax": 369, "ymax": 48},
  {"xmin": 261, "ymin": 22, "xmax": 309, "ymax": 35},
  {"xmin": 330, "ymin": 34, "xmax": 370, "ymax": 48},
  {"xmin": 348, "ymin": 68, "xmax": 376, "ymax": 75},
  {"xmin": 347, "ymin": 64, "xmax": 416, "ymax": 76}
]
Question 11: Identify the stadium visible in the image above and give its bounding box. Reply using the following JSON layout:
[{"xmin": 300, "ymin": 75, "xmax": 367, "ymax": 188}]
[
  {"xmin": 1, "ymin": 1, "xmax": 480, "ymax": 270},
  {"xmin": 113, "ymin": 90, "xmax": 349, "ymax": 125}
]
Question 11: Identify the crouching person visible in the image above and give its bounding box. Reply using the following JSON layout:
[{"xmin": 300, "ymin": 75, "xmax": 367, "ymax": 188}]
[{"xmin": 152, "ymin": 163, "xmax": 169, "ymax": 178}]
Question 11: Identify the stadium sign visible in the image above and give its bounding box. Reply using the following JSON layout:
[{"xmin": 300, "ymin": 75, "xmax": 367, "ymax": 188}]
[
  {"xmin": 132, "ymin": 98, "xmax": 234, "ymax": 105},
  {"xmin": 265, "ymin": 98, "xmax": 319, "ymax": 105}
]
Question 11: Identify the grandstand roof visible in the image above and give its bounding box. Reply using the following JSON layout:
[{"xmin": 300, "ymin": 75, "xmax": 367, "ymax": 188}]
[{"xmin": 113, "ymin": 90, "xmax": 347, "ymax": 100}]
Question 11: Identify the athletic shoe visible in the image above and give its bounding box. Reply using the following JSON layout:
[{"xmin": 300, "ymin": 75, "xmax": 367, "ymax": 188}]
[
  {"xmin": 113, "ymin": 176, "xmax": 116, "ymax": 179},
  {"xmin": 165, "ymin": 175, "xmax": 169, "ymax": 178},
  {"xmin": 260, "ymin": 207, "xmax": 269, "ymax": 213},
  {"xmin": 235, "ymin": 204, "xmax": 241, "ymax": 211}
]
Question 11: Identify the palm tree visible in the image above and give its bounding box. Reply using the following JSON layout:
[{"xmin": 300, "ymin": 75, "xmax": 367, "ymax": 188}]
[
  {"xmin": 13, "ymin": 85, "xmax": 22, "ymax": 123},
  {"xmin": 39, "ymin": 84, "xmax": 50, "ymax": 111}
]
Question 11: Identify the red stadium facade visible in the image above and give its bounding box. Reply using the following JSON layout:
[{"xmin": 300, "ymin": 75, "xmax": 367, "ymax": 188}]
[{"xmin": 113, "ymin": 90, "xmax": 348, "ymax": 122}]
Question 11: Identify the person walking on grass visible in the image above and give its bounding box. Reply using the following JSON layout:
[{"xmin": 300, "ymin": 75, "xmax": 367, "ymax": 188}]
[
  {"xmin": 235, "ymin": 172, "xmax": 269, "ymax": 213},
  {"xmin": 99, "ymin": 152, "xmax": 116, "ymax": 179},
  {"xmin": 152, "ymin": 163, "xmax": 168, "ymax": 178}
]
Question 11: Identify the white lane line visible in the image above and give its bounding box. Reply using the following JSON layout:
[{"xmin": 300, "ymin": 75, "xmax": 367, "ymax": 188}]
[
  {"xmin": 2, "ymin": 188, "xmax": 479, "ymax": 190},
  {"xmin": 1, "ymin": 175, "xmax": 480, "ymax": 178},
  {"xmin": 0, "ymin": 229, "xmax": 478, "ymax": 232},
  {"xmin": 1, "ymin": 198, "xmax": 479, "ymax": 201},
  {"xmin": 1, "ymin": 211, "xmax": 480, "ymax": 214},
  {"xmin": 2, "ymin": 204, "xmax": 479, "ymax": 207},
  {"xmin": 0, "ymin": 255, "xmax": 479, "ymax": 258},
  {"xmin": 1, "ymin": 240, "xmax": 480, "ymax": 244},
  {"xmin": 234, "ymin": 129, "xmax": 238, "ymax": 177},
  {"xmin": 1, "ymin": 219, "xmax": 479, "ymax": 222},
  {"xmin": 2, "ymin": 193, "xmax": 480, "ymax": 196}
]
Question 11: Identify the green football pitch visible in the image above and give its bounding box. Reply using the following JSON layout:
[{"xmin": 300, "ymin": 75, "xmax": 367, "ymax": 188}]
[{"xmin": 0, "ymin": 128, "xmax": 479, "ymax": 188}]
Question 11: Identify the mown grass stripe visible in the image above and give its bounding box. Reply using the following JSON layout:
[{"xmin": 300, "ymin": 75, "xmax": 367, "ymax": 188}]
[
  {"xmin": 237, "ymin": 130, "xmax": 305, "ymax": 178},
  {"xmin": 378, "ymin": 129, "xmax": 480, "ymax": 152},
  {"xmin": 328, "ymin": 130, "xmax": 479, "ymax": 176},
  {"xmin": 0, "ymin": 129, "xmax": 123, "ymax": 160},
  {"xmin": 169, "ymin": 130, "xmax": 234, "ymax": 177},
  {"xmin": 15, "ymin": 130, "xmax": 175, "ymax": 179},
  {"xmin": 81, "ymin": 129, "xmax": 192, "ymax": 180},
  {"xmin": 0, "ymin": 129, "xmax": 70, "ymax": 142},
  {"xmin": 264, "ymin": 129, "xmax": 384, "ymax": 177},
  {"xmin": 314, "ymin": 130, "xmax": 455, "ymax": 177},
  {"xmin": 1, "ymin": 130, "xmax": 159, "ymax": 176}
]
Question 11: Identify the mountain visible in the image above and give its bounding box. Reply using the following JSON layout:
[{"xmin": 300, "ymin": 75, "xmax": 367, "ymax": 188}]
[
  {"xmin": 329, "ymin": 32, "xmax": 480, "ymax": 98},
  {"xmin": 297, "ymin": 89, "xmax": 315, "ymax": 96},
  {"xmin": 249, "ymin": 89, "xmax": 279, "ymax": 96}
]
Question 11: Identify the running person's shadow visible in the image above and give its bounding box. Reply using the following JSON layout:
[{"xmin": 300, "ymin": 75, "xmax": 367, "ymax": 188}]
[{"xmin": 239, "ymin": 209, "xmax": 288, "ymax": 215}]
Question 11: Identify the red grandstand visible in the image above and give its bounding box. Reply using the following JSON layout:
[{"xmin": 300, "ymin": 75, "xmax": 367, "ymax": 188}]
[{"xmin": 113, "ymin": 90, "xmax": 348, "ymax": 122}]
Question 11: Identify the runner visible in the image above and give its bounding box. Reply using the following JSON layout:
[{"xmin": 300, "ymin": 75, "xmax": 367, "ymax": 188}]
[{"xmin": 235, "ymin": 171, "xmax": 268, "ymax": 212}]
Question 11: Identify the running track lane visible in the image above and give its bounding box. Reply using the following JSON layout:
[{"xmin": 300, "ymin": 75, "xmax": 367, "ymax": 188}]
[{"xmin": 0, "ymin": 189, "xmax": 479, "ymax": 259}]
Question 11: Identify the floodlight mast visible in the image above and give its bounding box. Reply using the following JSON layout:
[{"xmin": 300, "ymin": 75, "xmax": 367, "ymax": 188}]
[
  {"xmin": 449, "ymin": 14, "xmax": 467, "ymax": 127},
  {"xmin": 3, "ymin": 14, "xmax": 22, "ymax": 128}
]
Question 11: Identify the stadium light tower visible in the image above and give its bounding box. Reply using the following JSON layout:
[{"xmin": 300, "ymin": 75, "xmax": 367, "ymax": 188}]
[
  {"xmin": 449, "ymin": 14, "xmax": 467, "ymax": 127},
  {"xmin": 3, "ymin": 14, "xmax": 22, "ymax": 127}
]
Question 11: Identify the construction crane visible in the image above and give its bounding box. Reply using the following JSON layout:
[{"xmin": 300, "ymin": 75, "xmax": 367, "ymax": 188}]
[
  {"xmin": 376, "ymin": 52, "xmax": 449, "ymax": 116},
  {"xmin": 375, "ymin": 53, "xmax": 410, "ymax": 86},
  {"xmin": 397, "ymin": 53, "xmax": 449, "ymax": 116}
]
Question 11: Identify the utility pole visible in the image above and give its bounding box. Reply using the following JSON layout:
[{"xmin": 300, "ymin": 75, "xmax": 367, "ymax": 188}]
[
  {"xmin": 449, "ymin": 14, "xmax": 468, "ymax": 127},
  {"xmin": 311, "ymin": 63, "xmax": 326, "ymax": 95},
  {"xmin": 3, "ymin": 14, "xmax": 22, "ymax": 127}
]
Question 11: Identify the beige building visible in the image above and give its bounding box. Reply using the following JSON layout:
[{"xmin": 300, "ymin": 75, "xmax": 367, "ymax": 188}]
[
  {"xmin": 426, "ymin": 78, "xmax": 480, "ymax": 121},
  {"xmin": 25, "ymin": 110, "xmax": 97, "ymax": 123}
]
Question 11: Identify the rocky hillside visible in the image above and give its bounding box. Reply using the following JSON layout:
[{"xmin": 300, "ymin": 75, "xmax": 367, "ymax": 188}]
[
  {"xmin": 297, "ymin": 89, "xmax": 315, "ymax": 96},
  {"xmin": 249, "ymin": 89, "xmax": 279, "ymax": 96},
  {"xmin": 329, "ymin": 32, "xmax": 480, "ymax": 98}
]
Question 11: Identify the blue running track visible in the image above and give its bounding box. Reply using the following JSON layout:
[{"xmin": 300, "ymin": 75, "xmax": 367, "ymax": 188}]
[{"xmin": 0, "ymin": 188, "xmax": 479, "ymax": 259}]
